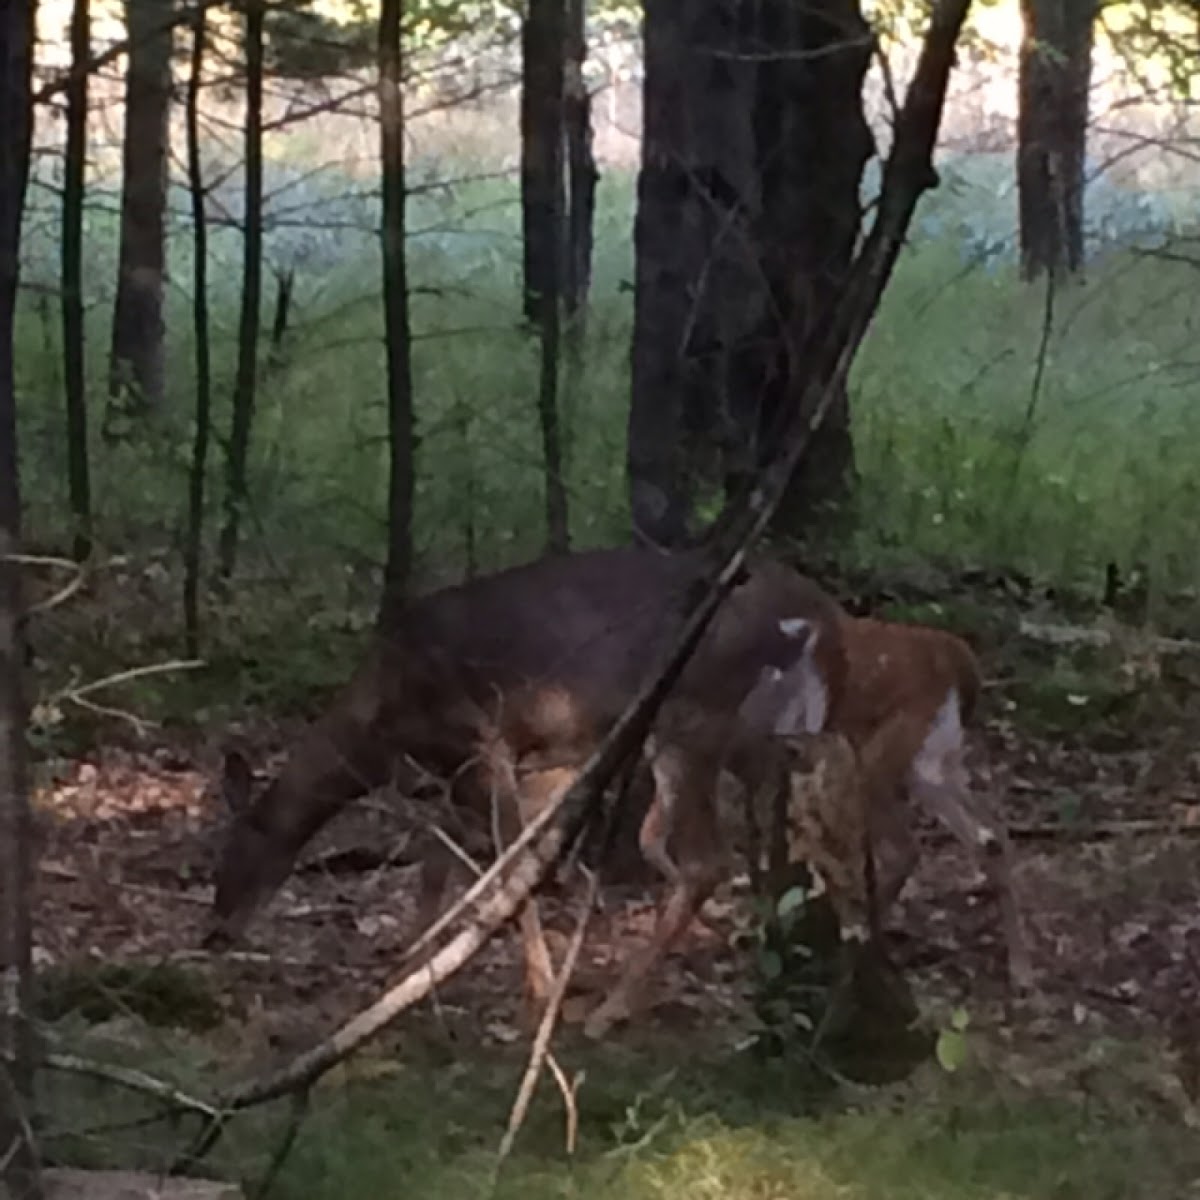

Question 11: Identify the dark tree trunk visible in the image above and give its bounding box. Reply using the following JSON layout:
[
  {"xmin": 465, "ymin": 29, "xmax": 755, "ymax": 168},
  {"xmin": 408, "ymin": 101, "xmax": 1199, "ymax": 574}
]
[
  {"xmin": 521, "ymin": 0, "xmax": 570, "ymax": 553},
  {"xmin": 521, "ymin": 0, "xmax": 562, "ymax": 325},
  {"xmin": 183, "ymin": 1, "xmax": 210, "ymax": 655},
  {"xmin": 268, "ymin": 265, "xmax": 294, "ymax": 369},
  {"xmin": 0, "ymin": 2, "xmax": 41, "ymax": 1194},
  {"xmin": 740, "ymin": 0, "xmax": 873, "ymax": 531},
  {"xmin": 1017, "ymin": 0, "xmax": 1097, "ymax": 281},
  {"xmin": 628, "ymin": 0, "xmax": 754, "ymax": 547},
  {"xmin": 377, "ymin": 0, "xmax": 416, "ymax": 623},
  {"xmin": 217, "ymin": 0, "xmax": 264, "ymax": 581},
  {"xmin": 62, "ymin": 0, "xmax": 92, "ymax": 562},
  {"xmin": 562, "ymin": 0, "xmax": 597, "ymax": 323},
  {"xmin": 628, "ymin": 0, "xmax": 872, "ymax": 546},
  {"xmin": 107, "ymin": 0, "xmax": 171, "ymax": 429}
]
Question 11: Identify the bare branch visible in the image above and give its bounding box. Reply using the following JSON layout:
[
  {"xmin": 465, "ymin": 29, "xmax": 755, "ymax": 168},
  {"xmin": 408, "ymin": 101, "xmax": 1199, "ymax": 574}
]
[
  {"xmin": 15, "ymin": 1052, "xmax": 219, "ymax": 1122},
  {"xmin": 496, "ymin": 869, "xmax": 597, "ymax": 1167}
]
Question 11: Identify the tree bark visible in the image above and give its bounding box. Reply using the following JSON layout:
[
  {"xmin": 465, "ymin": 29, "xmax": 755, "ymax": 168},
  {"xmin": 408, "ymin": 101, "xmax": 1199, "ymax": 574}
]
[
  {"xmin": 107, "ymin": 0, "xmax": 172, "ymax": 428},
  {"xmin": 740, "ymin": 0, "xmax": 873, "ymax": 531},
  {"xmin": 217, "ymin": 0, "xmax": 265, "ymax": 582},
  {"xmin": 1017, "ymin": 0, "xmax": 1097, "ymax": 280},
  {"xmin": 627, "ymin": 0, "xmax": 758, "ymax": 547},
  {"xmin": 562, "ymin": 0, "xmax": 596, "ymax": 324},
  {"xmin": 62, "ymin": 0, "xmax": 92, "ymax": 562},
  {"xmin": 521, "ymin": 0, "xmax": 570, "ymax": 553},
  {"xmin": 629, "ymin": 0, "xmax": 871, "ymax": 546},
  {"xmin": 377, "ymin": 0, "xmax": 416, "ymax": 622},
  {"xmin": 183, "ymin": 2, "xmax": 210, "ymax": 655},
  {"xmin": 0, "ymin": 2, "xmax": 41, "ymax": 1194}
]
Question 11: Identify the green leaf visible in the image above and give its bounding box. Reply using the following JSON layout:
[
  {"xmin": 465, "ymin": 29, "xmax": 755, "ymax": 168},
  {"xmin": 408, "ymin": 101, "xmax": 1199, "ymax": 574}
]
[
  {"xmin": 950, "ymin": 1006, "xmax": 970, "ymax": 1032},
  {"xmin": 758, "ymin": 949, "xmax": 783, "ymax": 981},
  {"xmin": 776, "ymin": 886, "xmax": 807, "ymax": 920},
  {"xmin": 936, "ymin": 1028, "xmax": 969, "ymax": 1073}
]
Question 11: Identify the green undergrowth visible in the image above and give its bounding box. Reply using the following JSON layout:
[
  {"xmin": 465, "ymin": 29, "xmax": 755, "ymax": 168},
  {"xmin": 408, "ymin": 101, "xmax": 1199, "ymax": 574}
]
[
  {"xmin": 16, "ymin": 149, "xmax": 1200, "ymax": 737},
  {"xmin": 34, "ymin": 962, "xmax": 224, "ymax": 1033},
  {"xmin": 35, "ymin": 1021, "xmax": 1200, "ymax": 1200}
]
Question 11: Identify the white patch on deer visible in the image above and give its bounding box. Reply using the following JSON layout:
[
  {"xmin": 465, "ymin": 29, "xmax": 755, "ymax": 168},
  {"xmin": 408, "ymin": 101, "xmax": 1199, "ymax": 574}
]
[
  {"xmin": 740, "ymin": 628, "xmax": 829, "ymax": 736},
  {"xmin": 778, "ymin": 617, "xmax": 810, "ymax": 640},
  {"xmin": 910, "ymin": 688, "xmax": 998, "ymax": 851},
  {"xmin": 912, "ymin": 687, "xmax": 963, "ymax": 781},
  {"xmin": 776, "ymin": 626, "xmax": 828, "ymax": 735}
]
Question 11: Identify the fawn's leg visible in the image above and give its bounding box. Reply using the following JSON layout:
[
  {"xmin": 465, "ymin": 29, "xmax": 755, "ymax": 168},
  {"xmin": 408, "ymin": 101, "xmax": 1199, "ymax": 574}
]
[{"xmin": 877, "ymin": 689, "xmax": 1033, "ymax": 989}]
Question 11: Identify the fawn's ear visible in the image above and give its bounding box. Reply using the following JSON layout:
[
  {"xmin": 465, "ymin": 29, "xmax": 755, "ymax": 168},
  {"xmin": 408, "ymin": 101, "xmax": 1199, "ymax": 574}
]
[{"xmin": 220, "ymin": 750, "xmax": 255, "ymax": 817}]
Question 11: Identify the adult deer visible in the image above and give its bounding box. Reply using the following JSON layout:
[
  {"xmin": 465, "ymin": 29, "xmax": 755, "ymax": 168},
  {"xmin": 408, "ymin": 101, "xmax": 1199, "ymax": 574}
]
[{"xmin": 206, "ymin": 545, "xmax": 848, "ymax": 1026}]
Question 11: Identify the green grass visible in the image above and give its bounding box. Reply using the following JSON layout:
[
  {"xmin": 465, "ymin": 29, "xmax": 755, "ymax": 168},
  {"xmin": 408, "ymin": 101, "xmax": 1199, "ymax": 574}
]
[{"xmin": 37, "ymin": 1027, "xmax": 1200, "ymax": 1200}]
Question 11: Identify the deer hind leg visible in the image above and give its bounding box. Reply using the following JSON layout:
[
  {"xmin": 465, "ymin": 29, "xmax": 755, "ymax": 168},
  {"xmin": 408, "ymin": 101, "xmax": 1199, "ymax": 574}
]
[
  {"xmin": 581, "ymin": 739, "xmax": 725, "ymax": 1039},
  {"xmin": 905, "ymin": 689, "xmax": 1033, "ymax": 990}
]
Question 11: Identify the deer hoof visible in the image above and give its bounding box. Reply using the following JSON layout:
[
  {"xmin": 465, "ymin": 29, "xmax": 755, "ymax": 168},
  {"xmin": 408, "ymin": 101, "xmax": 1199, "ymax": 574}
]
[{"xmin": 582, "ymin": 995, "xmax": 633, "ymax": 1041}]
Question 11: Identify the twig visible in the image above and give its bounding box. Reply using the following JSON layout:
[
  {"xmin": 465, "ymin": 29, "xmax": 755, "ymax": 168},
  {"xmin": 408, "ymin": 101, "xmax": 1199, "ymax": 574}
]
[
  {"xmin": 248, "ymin": 1087, "xmax": 310, "ymax": 1200},
  {"xmin": 55, "ymin": 658, "xmax": 205, "ymax": 701},
  {"xmin": 1004, "ymin": 818, "xmax": 1200, "ymax": 842},
  {"xmin": 68, "ymin": 693, "xmax": 157, "ymax": 734},
  {"xmin": 495, "ymin": 868, "xmax": 599, "ymax": 1169},
  {"xmin": 6, "ymin": 553, "xmax": 88, "ymax": 615},
  {"xmin": 46, "ymin": 659, "xmax": 206, "ymax": 731},
  {"xmin": 22, "ymin": 1052, "xmax": 219, "ymax": 1122}
]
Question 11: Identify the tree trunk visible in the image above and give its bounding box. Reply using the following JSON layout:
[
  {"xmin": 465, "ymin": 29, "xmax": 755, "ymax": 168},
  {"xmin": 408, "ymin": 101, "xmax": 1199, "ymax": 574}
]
[
  {"xmin": 740, "ymin": 0, "xmax": 873, "ymax": 532},
  {"xmin": 1017, "ymin": 0, "xmax": 1097, "ymax": 281},
  {"xmin": 521, "ymin": 0, "xmax": 570, "ymax": 553},
  {"xmin": 626, "ymin": 0, "xmax": 772, "ymax": 547},
  {"xmin": 562, "ymin": 0, "xmax": 596, "ymax": 323},
  {"xmin": 183, "ymin": 2, "xmax": 210, "ymax": 655},
  {"xmin": 377, "ymin": 0, "xmax": 416, "ymax": 623},
  {"xmin": 62, "ymin": 0, "xmax": 92, "ymax": 562},
  {"xmin": 107, "ymin": 0, "xmax": 172, "ymax": 430},
  {"xmin": 0, "ymin": 2, "xmax": 41, "ymax": 1195},
  {"xmin": 628, "ymin": 0, "xmax": 873, "ymax": 546},
  {"xmin": 217, "ymin": 0, "xmax": 264, "ymax": 582}
]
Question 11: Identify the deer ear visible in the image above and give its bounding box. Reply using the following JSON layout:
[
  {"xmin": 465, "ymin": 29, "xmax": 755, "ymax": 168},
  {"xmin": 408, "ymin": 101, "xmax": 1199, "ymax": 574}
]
[
  {"xmin": 221, "ymin": 750, "xmax": 255, "ymax": 816},
  {"xmin": 770, "ymin": 631, "xmax": 829, "ymax": 736}
]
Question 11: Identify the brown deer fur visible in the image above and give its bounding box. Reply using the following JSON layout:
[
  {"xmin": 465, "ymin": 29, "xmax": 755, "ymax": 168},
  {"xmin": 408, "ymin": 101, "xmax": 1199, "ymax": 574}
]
[{"xmin": 209, "ymin": 545, "xmax": 848, "ymax": 1024}]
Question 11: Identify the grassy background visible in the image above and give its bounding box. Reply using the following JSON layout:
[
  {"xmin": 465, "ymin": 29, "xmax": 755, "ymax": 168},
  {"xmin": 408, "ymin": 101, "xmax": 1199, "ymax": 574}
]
[{"xmin": 17, "ymin": 137, "xmax": 1200, "ymax": 628}]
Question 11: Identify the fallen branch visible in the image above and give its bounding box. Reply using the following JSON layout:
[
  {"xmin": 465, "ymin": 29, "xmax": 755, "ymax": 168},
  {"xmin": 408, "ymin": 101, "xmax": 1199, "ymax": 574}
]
[
  {"xmin": 13, "ymin": 1051, "xmax": 219, "ymax": 1123},
  {"xmin": 1006, "ymin": 818, "xmax": 1200, "ymax": 842},
  {"xmin": 1018, "ymin": 618, "xmax": 1200, "ymax": 656},
  {"xmin": 496, "ymin": 866, "xmax": 598, "ymax": 1168},
  {"xmin": 6, "ymin": 553, "xmax": 88, "ymax": 615}
]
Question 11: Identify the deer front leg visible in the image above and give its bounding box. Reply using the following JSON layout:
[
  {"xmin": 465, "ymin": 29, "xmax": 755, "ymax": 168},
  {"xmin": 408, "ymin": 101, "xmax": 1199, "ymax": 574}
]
[{"xmin": 581, "ymin": 742, "xmax": 725, "ymax": 1039}]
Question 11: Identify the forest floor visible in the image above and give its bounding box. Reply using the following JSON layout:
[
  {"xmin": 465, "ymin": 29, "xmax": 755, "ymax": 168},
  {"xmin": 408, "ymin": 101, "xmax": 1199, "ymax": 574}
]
[{"xmin": 23, "ymin": 562, "xmax": 1200, "ymax": 1199}]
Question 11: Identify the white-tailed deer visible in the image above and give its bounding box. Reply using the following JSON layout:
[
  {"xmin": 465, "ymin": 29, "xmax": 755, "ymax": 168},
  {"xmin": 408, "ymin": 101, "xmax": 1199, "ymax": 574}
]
[
  {"xmin": 830, "ymin": 614, "xmax": 1031, "ymax": 988},
  {"xmin": 748, "ymin": 615, "xmax": 1030, "ymax": 988},
  {"xmin": 207, "ymin": 545, "xmax": 848, "ymax": 1025},
  {"xmin": 588, "ymin": 610, "xmax": 1032, "ymax": 1038}
]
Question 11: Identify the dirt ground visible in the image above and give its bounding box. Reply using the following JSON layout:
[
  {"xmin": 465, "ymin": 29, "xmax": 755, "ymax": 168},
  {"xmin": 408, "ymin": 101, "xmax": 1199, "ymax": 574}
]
[{"xmin": 27, "ymin": 672, "xmax": 1200, "ymax": 1106}]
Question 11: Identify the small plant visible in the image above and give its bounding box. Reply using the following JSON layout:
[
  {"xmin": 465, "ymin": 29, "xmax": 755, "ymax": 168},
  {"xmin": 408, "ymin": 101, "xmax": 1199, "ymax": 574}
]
[
  {"xmin": 935, "ymin": 1006, "xmax": 972, "ymax": 1073},
  {"xmin": 34, "ymin": 961, "xmax": 225, "ymax": 1032}
]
